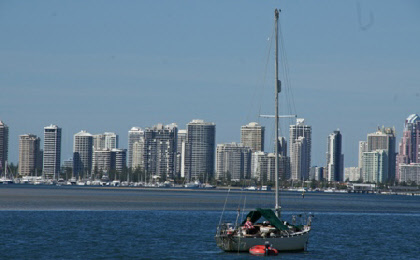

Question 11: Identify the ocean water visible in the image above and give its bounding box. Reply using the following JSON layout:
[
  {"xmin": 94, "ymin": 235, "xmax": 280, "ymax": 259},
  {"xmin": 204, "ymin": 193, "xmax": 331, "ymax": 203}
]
[{"xmin": 0, "ymin": 186, "xmax": 419, "ymax": 259}]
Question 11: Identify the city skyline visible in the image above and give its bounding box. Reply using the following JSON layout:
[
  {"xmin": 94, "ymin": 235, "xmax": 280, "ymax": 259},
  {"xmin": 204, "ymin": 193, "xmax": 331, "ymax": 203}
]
[{"xmin": 1, "ymin": 1, "xmax": 419, "ymax": 168}]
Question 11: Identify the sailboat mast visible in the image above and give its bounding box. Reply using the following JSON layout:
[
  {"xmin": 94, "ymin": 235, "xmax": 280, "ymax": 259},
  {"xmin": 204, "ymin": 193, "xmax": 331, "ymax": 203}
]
[{"xmin": 274, "ymin": 8, "xmax": 280, "ymax": 217}]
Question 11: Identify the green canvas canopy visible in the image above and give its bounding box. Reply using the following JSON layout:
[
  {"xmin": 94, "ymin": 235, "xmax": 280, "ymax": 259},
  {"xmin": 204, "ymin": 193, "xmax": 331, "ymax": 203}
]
[{"xmin": 241, "ymin": 208, "xmax": 289, "ymax": 231}]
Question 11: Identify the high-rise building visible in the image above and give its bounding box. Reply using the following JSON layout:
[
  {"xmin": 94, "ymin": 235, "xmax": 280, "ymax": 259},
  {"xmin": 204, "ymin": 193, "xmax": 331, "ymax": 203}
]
[
  {"xmin": 143, "ymin": 123, "xmax": 177, "ymax": 179},
  {"xmin": 18, "ymin": 134, "xmax": 41, "ymax": 176},
  {"xmin": 111, "ymin": 148, "xmax": 127, "ymax": 173},
  {"xmin": 362, "ymin": 150, "xmax": 388, "ymax": 183},
  {"xmin": 0, "ymin": 121, "xmax": 9, "ymax": 171},
  {"xmin": 128, "ymin": 127, "xmax": 143, "ymax": 169},
  {"xmin": 104, "ymin": 132, "xmax": 118, "ymax": 150},
  {"xmin": 310, "ymin": 166, "xmax": 324, "ymax": 181},
  {"xmin": 358, "ymin": 141, "xmax": 368, "ymax": 170},
  {"xmin": 326, "ymin": 130, "xmax": 344, "ymax": 182},
  {"xmin": 241, "ymin": 122, "xmax": 265, "ymax": 152},
  {"xmin": 251, "ymin": 151, "xmax": 290, "ymax": 183},
  {"xmin": 277, "ymin": 137, "xmax": 287, "ymax": 156},
  {"xmin": 73, "ymin": 130, "xmax": 93, "ymax": 178},
  {"xmin": 367, "ymin": 127, "xmax": 396, "ymax": 182},
  {"xmin": 251, "ymin": 151, "xmax": 268, "ymax": 182},
  {"xmin": 290, "ymin": 136, "xmax": 307, "ymax": 180},
  {"xmin": 93, "ymin": 134, "xmax": 106, "ymax": 151},
  {"xmin": 43, "ymin": 124, "xmax": 61, "ymax": 179},
  {"xmin": 396, "ymin": 114, "xmax": 420, "ymax": 181},
  {"xmin": 176, "ymin": 129, "xmax": 187, "ymax": 178},
  {"xmin": 344, "ymin": 167, "xmax": 361, "ymax": 182},
  {"xmin": 93, "ymin": 132, "xmax": 118, "ymax": 151},
  {"xmin": 93, "ymin": 149, "xmax": 112, "ymax": 174},
  {"xmin": 289, "ymin": 118, "xmax": 311, "ymax": 180},
  {"xmin": 132, "ymin": 138, "xmax": 145, "ymax": 170},
  {"xmin": 185, "ymin": 119, "xmax": 216, "ymax": 181},
  {"xmin": 398, "ymin": 163, "xmax": 420, "ymax": 184},
  {"xmin": 216, "ymin": 143, "xmax": 251, "ymax": 181}
]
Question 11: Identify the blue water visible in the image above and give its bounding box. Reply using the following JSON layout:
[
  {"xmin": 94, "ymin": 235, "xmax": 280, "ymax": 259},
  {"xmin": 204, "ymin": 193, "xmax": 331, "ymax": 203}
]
[{"xmin": 0, "ymin": 187, "xmax": 419, "ymax": 259}]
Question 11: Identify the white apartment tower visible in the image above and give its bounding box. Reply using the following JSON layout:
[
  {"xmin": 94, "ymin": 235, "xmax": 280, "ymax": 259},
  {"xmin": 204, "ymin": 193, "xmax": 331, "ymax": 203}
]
[
  {"xmin": 128, "ymin": 127, "xmax": 144, "ymax": 169},
  {"xmin": 176, "ymin": 129, "xmax": 187, "ymax": 178},
  {"xmin": 73, "ymin": 130, "xmax": 93, "ymax": 178},
  {"xmin": 241, "ymin": 122, "xmax": 265, "ymax": 152},
  {"xmin": 43, "ymin": 124, "xmax": 61, "ymax": 179},
  {"xmin": 289, "ymin": 118, "xmax": 311, "ymax": 180},
  {"xmin": 326, "ymin": 130, "xmax": 344, "ymax": 182}
]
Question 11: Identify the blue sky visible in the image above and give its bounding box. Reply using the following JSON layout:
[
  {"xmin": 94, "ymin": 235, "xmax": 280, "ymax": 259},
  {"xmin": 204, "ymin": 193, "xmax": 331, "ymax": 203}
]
[{"xmin": 1, "ymin": 0, "xmax": 419, "ymax": 167}]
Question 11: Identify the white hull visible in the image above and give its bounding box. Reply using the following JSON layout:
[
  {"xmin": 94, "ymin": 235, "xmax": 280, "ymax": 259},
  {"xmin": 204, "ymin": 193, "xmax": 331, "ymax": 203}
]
[{"xmin": 215, "ymin": 228, "xmax": 310, "ymax": 252}]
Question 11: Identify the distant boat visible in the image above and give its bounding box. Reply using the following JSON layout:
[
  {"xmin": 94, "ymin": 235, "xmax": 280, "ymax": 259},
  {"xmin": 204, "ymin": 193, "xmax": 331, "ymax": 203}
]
[
  {"xmin": 215, "ymin": 9, "xmax": 312, "ymax": 253},
  {"xmin": 0, "ymin": 161, "xmax": 14, "ymax": 184}
]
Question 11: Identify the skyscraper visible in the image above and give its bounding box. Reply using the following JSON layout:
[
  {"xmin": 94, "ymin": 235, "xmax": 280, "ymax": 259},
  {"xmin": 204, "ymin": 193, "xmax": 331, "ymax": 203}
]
[
  {"xmin": 43, "ymin": 124, "xmax": 61, "ymax": 179},
  {"xmin": 143, "ymin": 123, "xmax": 177, "ymax": 179},
  {"xmin": 73, "ymin": 130, "xmax": 93, "ymax": 178},
  {"xmin": 111, "ymin": 148, "xmax": 127, "ymax": 173},
  {"xmin": 241, "ymin": 122, "xmax": 265, "ymax": 152},
  {"xmin": 289, "ymin": 118, "xmax": 311, "ymax": 180},
  {"xmin": 185, "ymin": 119, "xmax": 216, "ymax": 181},
  {"xmin": 176, "ymin": 129, "xmax": 187, "ymax": 178},
  {"xmin": 362, "ymin": 150, "xmax": 388, "ymax": 183},
  {"xmin": 216, "ymin": 143, "xmax": 251, "ymax": 181},
  {"xmin": 104, "ymin": 132, "xmax": 118, "ymax": 149},
  {"xmin": 18, "ymin": 134, "xmax": 41, "ymax": 176},
  {"xmin": 290, "ymin": 136, "xmax": 307, "ymax": 180},
  {"xmin": 367, "ymin": 127, "xmax": 396, "ymax": 182},
  {"xmin": 326, "ymin": 130, "xmax": 344, "ymax": 182},
  {"xmin": 358, "ymin": 141, "xmax": 368, "ymax": 169},
  {"xmin": 128, "ymin": 127, "xmax": 143, "ymax": 169},
  {"xmin": 0, "ymin": 121, "xmax": 9, "ymax": 171},
  {"xmin": 396, "ymin": 114, "xmax": 420, "ymax": 181}
]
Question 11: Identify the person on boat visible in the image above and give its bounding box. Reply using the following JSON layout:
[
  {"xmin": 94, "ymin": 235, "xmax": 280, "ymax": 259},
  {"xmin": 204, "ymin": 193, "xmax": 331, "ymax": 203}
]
[{"xmin": 243, "ymin": 217, "xmax": 257, "ymax": 234}]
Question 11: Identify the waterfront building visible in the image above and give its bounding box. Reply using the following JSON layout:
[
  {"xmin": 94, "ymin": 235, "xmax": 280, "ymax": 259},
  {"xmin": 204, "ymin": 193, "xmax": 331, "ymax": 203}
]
[
  {"xmin": 251, "ymin": 151, "xmax": 289, "ymax": 183},
  {"xmin": 111, "ymin": 148, "xmax": 127, "ymax": 173},
  {"xmin": 344, "ymin": 167, "xmax": 361, "ymax": 182},
  {"xmin": 216, "ymin": 143, "xmax": 251, "ymax": 181},
  {"xmin": 43, "ymin": 125, "xmax": 61, "ymax": 179},
  {"xmin": 398, "ymin": 163, "xmax": 420, "ymax": 184},
  {"xmin": 73, "ymin": 130, "xmax": 93, "ymax": 178},
  {"xmin": 277, "ymin": 136, "xmax": 287, "ymax": 156},
  {"xmin": 93, "ymin": 132, "xmax": 118, "ymax": 151},
  {"xmin": 128, "ymin": 127, "xmax": 144, "ymax": 169},
  {"xmin": 184, "ymin": 119, "xmax": 216, "ymax": 181},
  {"xmin": 358, "ymin": 141, "xmax": 368, "ymax": 170},
  {"xmin": 309, "ymin": 166, "xmax": 324, "ymax": 181},
  {"xmin": 104, "ymin": 132, "xmax": 118, "ymax": 149},
  {"xmin": 289, "ymin": 118, "xmax": 311, "ymax": 180},
  {"xmin": 326, "ymin": 130, "xmax": 344, "ymax": 182},
  {"xmin": 62, "ymin": 158, "xmax": 73, "ymax": 170},
  {"xmin": 18, "ymin": 134, "xmax": 41, "ymax": 176},
  {"xmin": 367, "ymin": 127, "xmax": 396, "ymax": 182},
  {"xmin": 251, "ymin": 151, "xmax": 268, "ymax": 182},
  {"xmin": 396, "ymin": 114, "xmax": 420, "ymax": 181},
  {"xmin": 132, "ymin": 138, "xmax": 145, "ymax": 170},
  {"xmin": 93, "ymin": 149, "xmax": 112, "ymax": 174},
  {"xmin": 0, "ymin": 121, "xmax": 9, "ymax": 171},
  {"xmin": 241, "ymin": 122, "xmax": 265, "ymax": 152},
  {"xmin": 290, "ymin": 136, "xmax": 307, "ymax": 181},
  {"xmin": 362, "ymin": 150, "xmax": 388, "ymax": 183},
  {"xmin": 143, "ymin": 123, "xmax": 177, "ymax": 179},
  {"xmin": 176, "ymin": 129, "xmax": 187, "ymax": 178}
]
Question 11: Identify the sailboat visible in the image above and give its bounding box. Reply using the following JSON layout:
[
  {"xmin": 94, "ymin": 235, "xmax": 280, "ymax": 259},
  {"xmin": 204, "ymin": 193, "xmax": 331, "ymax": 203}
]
[
  {"xmin": 215, "ymin": 9, "xmax": 312, "ymax": 252},
  {"xmin": 0, "ymin": 161, "xmax": 14, "ymax": 184}
]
